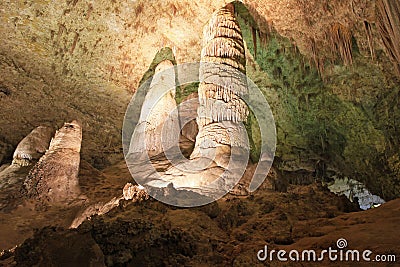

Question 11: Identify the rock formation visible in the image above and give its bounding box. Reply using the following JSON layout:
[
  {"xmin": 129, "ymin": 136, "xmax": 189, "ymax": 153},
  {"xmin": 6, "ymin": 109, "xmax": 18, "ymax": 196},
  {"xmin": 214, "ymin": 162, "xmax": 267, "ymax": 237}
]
[
  {"xmin": 126, "ymin": 4, "xmax": 251, "ymax": 205},
  {"xmin": 0, "ymin": 126, "xmax": 54, "ymax": 183},
  {"xmin": 70, "ymin": 183, "xmax": 149, "ymax": 229},
  {"xmin": 0, "ymin": 126, "xmax": 54, "ymax": 211},
  {"xmin": 23, "ymin": 121, "xmax": 82, "ymax": 204},
  {"xmin": 12, "ymin": 126, "xmax": 54, "ymax": 167},
  {"xmin": 128, "ymin": 60, "xmax": 180, "ymax": 158},
  {"xmin": 179, "ymin": 93, "xmax": 199, "ymax": 143},
  {"xmin": 159, "ymin": 3, "xmax": 250, "ymax": 191}
]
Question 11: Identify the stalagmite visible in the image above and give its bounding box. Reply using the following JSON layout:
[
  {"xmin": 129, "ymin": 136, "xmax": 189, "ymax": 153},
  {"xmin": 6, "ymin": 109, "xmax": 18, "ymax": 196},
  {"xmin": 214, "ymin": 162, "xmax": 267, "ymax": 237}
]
[
  {"xmin": 128, "ymin": 60, "xmax": 180, "ymax": 158},
  {"xmin": 23, "ymin": 121, "xmax": 82, "ymax": 204},
  {"xmin": 12, "ymin": 126, "xmax": 54, "ymax": 167},
  {"xmin": 126, "ymin": 3, "xmax": 250, "ymax": 206},
  {"xmin": 156, "ymin": 3, "xmax": 249, "ymax": 195},
  {"xmin": 0, "ymin": 126, "xmax": 54, "ymax": 211},
  {"xmin": 0, "ymin": 125, "xmax": 54, "ymax": 196}
]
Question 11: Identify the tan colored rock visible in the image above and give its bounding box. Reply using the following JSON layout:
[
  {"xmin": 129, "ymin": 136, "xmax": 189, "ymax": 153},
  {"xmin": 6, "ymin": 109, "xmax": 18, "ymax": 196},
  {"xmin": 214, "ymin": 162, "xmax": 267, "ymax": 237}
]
[
  {"xmin": 192, "ymin": 3, "xmax": 249, "ymax": 160},
  {"xmin": 129, "ymin": 60, "xmax": 180, "ymax": 157},
  {"xmin": 0, "ymin": 126, "xmax": 53, "ymax": 211},
  {"xmin": 123, "ymin": 183, "xmax": 149, "ymax": 201},
  {"xmin": 70, "ymin": 183, "xmax": 149, "ymax": 228},
  {"xmin": 12, "ymin": 126, "xmax": 54, "ymax": 166},
  {"xmin": 154, "ymin": 4, "xmax": 249, "ymax": 195},
  {"xmin": 24, "ymin": 121, "xmax": 82, "ymax": 204},
  {"xmin": 179, "ymin": 93, "xmax": 199, "ymax": 142}
]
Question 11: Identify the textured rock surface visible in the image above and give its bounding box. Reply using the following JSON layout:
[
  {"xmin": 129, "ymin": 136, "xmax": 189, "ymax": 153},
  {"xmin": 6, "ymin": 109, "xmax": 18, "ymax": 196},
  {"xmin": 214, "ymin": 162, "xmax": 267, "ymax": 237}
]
[
  {"xmin": 0, "ymin": 126, "xmax": 53, "ymax": 211},
  {"xmin": 0, "ymin": 149, "xmax": 398, "ymax": 266},
  {"xmin": 128, "ymin": 60, "xmax": 180, "ymax": 157},
  {"xmin": 158, "ymin": 4, "xmax": 249, "ymax": 193},
  {"xmin": 24, "ymin": 121, "xmax": 82, "ymax": 204},
  {"xmin": 0, "ymin": 157, "xmax": 131, "ymax": 250},
  {"xmin": 70, "ymin": 183, "xmax": 149, "ymax": 229},
  {"xmin": 12, "ymin": 126, "xmax": 54, "ymax": 166},
  {"xmin": 0, "ymin": 1, "xmax": 399, "ymax": 265},
  {"xmin": 8, "ymin": 183, "xmax": 399, "ymax": 267},
  {"xmin": 179, "ymin": 92, "xmax": 199, "ymax": 142}
]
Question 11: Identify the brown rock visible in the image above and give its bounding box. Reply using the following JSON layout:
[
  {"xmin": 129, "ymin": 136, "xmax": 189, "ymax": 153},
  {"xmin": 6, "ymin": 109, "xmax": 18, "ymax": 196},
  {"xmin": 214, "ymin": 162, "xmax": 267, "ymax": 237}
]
[
  {"xmin": 12, "ymin": 126, "xmax": 54, "ymax": 167},
  {"xmin": 24, "ymin": 121, "xmax": 82, "ymax": 205}
]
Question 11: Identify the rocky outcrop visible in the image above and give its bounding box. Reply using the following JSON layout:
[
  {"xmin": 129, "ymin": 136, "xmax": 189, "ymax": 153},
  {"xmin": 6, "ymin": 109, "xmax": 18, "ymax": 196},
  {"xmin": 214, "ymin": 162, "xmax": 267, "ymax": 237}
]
[
  {"xmin": 23, "ymin": 121, "xmax": 82, "ymax": 205},
  {"xmin": 70, "ymin": 183, "xmax": 149, "ymax": 229},
  {"xmin": 9, "ymin": 182, "xmax": 395, "ymax": 267}
]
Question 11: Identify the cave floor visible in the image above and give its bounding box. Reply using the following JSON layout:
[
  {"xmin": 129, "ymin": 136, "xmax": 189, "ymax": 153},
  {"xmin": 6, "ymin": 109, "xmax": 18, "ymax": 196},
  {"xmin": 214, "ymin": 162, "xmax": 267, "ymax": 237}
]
[{"xmin": 0, "ymin": 159, "xmax": 399, "ymax": 266}]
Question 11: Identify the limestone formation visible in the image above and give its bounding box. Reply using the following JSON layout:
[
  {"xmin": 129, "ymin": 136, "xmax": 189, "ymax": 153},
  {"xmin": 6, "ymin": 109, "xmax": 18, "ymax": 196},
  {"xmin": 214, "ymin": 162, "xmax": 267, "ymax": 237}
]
[
  {"xmin": 128, "ymin": 4, "xmax": 250, "ymax": 204},
  {"xmin": 0, "ymin": 126, "xmax": 54, "ymax": 185},
  {"xmin": 23, "ymin": 121, "xmax": 82, "ymax": 204},
  {"xmin": 128, "ymin": 60, "xmax": 180, "ymax": 158},
  {"xmin": 0, "ymin": 126, "xmax": 53, "ymax": 211},
  {"xmin": 12, "ymin": 126, "xmax": 54, "ymax": 166},
  {"xmin": 70, "ymin": 183, "xmax": 149, "ymax": 229},
  {"xmin": 179, "ymin": 93, "xmax": 199, "ymax": 143},
  {"xmin": 123, "ymin": 183, "xmax": 148, "ymax": 201},
  {"xmin": 160, "ymin": 3, "xmax": 249, "ymax": 189}
]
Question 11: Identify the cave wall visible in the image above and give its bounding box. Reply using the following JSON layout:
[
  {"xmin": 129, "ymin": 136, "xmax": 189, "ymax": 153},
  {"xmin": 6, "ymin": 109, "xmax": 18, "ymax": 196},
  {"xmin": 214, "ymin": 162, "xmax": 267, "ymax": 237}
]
[
  {"xmin": 236, "ymin": 2, "xmax": 400, "ymax": 200},
  {"xmin": 0, "ymin": 0, "xmax": 399, "ymax": 198},
  {"xmin": 0, "ymin": 0, "xmax": 225, "ymax": 167}
]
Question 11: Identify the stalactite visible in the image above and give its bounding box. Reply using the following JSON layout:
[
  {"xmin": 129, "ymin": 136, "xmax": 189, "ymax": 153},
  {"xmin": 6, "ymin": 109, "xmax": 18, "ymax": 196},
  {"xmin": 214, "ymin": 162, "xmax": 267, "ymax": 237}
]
[
  {"xmin": 310, "ymin": 38, "xmax": 325, "ymax": 77},
  {"xmin": 251, "ymin": 26, "xmax": 257, "ymax": 59},
  {"xmin": 364, "ymin": 21, "xmax": 376, "ymax": 60},
  {"xmin": 327, "ymin": 22, "xmax": 353, "ymax": 66},
  {"xmin": 376, "ymin": 0, "xmax": 400, "ymax": 76}
]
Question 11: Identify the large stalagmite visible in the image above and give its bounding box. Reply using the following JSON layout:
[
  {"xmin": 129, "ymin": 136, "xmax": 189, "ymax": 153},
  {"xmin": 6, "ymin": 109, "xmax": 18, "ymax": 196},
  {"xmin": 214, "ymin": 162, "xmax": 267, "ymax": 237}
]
[
  {"xmin": 161, "ymin": 3, "xmax": 249, "ymax": 189},
  {"xmin": 23, "ymin": 121, "xmax": 83, "ymax": 204},
  {"xmin": 128, "ymin": 3, "xmax": 250, "ymax": 205},
  {"xmin": 0, "ymin": 125, "xmax": 54, "ymax": 183},
  {"xmin": 128, "ymin": 60, "xmax": 180, "ymax": 158}
]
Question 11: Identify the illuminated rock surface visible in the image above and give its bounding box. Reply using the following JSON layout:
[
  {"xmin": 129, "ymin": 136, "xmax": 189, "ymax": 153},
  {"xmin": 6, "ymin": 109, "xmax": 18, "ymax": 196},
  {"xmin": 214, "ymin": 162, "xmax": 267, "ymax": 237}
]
[{"xmin": 0, "ymin": 0, "xmax": 399, "ymax": 265}]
